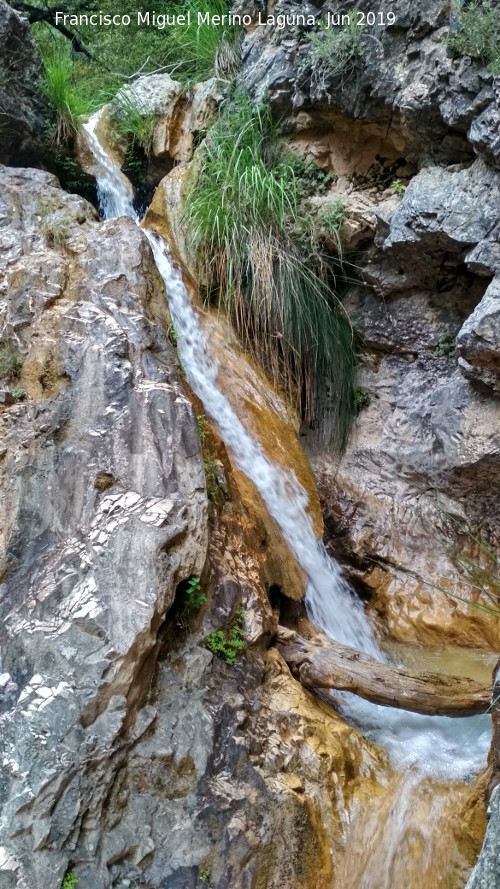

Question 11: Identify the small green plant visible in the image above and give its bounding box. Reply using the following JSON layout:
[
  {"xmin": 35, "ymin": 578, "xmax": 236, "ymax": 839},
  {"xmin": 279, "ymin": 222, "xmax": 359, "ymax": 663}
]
[
  {"xmin": 390, "ymin": 178, "xmax": 407, "ymax": 196},
  {"xmin": 433, "ymin": 336, "xmax": 456, "ymax": 358},
  {"xmin": 200, "ymin": 868, "xmax": 214, "ymax": 887},
  {"xmin": 167, "ymin": 321, "xmax": 178, "ymax": 348},
  {"xmin": 304, "ymin": 9, "xmax": 365, "ymax": 87},
  {"xmin": 447, "ymin": 0, "xmax": 500, "ymax": 74},
  {"xmin": 0, "ymin": 347, "xmax": 22, "ymax": 380},
  {"xmin": 196, "ymin": 415, "xmax": 221, "ymax": 499},
  {"xmin": 10, "ymin": 387, "xmax": 26, "ymax": 400},
  {"xmin": 354, "ymin": 388, "xmax": 370, "ymax": 412},
  {"xmin": 197, "ymin": 414, "xmax": 210, "ymax": 442},
  {"xmin": 203, "ymin": 456, "xmax": 220, "ymax": 500},
  {"xmin": 60, "ymin": 874, "xmax": 80, "ymax": 889},
  {"xmin": 178, "ymin": 576, "xmax": 206, "ymax": 627},
  {"xmin": 206, "ymin": 608, "xmax": 246, "ymax": 665},
  {"xmin": 185, "ymin": 576, "xmax": 206, "ymax": 611},
  {"xmin": 286, "ymin": 154, "xmax": 333, "ymax": 197}
]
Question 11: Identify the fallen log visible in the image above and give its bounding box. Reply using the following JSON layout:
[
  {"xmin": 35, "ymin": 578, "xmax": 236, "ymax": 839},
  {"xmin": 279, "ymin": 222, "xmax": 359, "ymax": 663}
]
[{"xmin": 276, "ymin": 626, "xmax": 491, "ymax": 717}]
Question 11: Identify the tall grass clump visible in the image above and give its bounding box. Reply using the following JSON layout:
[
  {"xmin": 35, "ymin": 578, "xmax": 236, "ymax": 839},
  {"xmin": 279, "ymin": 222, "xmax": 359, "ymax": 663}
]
[
  {"xmin": 184, "ymin": 96, "xmax": 357, "ymax": 442},
  {"xmin": 41, "ymin": 47, "xmax": 92, "ymax": 144},
  {"xmin": 303, "ymin": 10, "xmax": 365, "ymax": 88},
  {"xmin": 448, "ymin": 0, "xmax": 500, "ymax": 74},
  {"xmin": 159, "ymin": 0, "xmax": 240, "ymax": 81}
]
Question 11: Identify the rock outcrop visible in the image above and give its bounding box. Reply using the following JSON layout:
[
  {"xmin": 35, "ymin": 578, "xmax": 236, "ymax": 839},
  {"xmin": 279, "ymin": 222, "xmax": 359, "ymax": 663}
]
[
  {"xmin": 0, "ymin": 166, "xmax": 208, "ymax": 888},
  {"xmin": 116, "ymin": 73, "xmax": 224, "ymax": 162},
  {"xmin": 0, "ymin": 1, "xmax": 47, "ymax": 165}
]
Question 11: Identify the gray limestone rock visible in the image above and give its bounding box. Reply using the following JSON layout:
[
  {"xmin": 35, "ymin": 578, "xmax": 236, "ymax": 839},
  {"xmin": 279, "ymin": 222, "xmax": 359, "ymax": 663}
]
[
  {"xmin": 457, "ymin": 275, "xmax": 500, "ymax": 394},
  {"xmin": 116, "ymin": 73, "xmax": 184, "ymax": 117},
  {"xmin": 0, "ymin": 166, "xmax": 209, "ymax": 889},
  {"xmin": 0, "ymin": 1, "xmax": 47, "ymax": 165}
]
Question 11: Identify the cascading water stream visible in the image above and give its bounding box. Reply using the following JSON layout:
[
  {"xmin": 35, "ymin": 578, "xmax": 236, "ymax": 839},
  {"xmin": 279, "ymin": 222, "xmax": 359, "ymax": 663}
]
[{"xmin": 82, "ymin": 109, "xmax": 491, "ymax": 788}]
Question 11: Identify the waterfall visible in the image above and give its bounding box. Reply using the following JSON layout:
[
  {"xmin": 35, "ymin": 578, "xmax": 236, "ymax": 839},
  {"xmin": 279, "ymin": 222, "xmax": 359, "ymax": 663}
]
[{"xmin": 81, "ymin": 111, "xmax": 491, "ymax": 784}]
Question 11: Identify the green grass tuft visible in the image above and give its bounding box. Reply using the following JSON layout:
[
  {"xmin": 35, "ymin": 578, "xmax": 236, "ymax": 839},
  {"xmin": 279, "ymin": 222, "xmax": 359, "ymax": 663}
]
[
  {"xmin": 111, "ymin": 93, "xmax": 157, "ymax": 157},
  {"xmin": 40, "ymin": 47, "xmax": 93, "ymax": 144},
  {"xmin": 183, "ymin": 95, "xmax": 357, "ymax": 443},
  {"xmin": 161, "ymin": 0, "xmax": 240, "ymax": 81}
]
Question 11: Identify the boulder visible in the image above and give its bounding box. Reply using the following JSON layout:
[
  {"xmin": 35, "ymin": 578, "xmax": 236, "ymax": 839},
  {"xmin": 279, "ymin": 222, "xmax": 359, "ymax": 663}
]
[
  {"xmin": 116, "ymin": 73, "xmax": 224, "ymax": 162},
  {"xmin": 457, "ymin": 275, "xmax": 500, "ymax": 394}
]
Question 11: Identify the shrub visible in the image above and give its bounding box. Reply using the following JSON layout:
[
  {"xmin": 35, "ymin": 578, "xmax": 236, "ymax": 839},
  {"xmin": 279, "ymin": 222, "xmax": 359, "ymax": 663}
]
[
  {"xmin": 448, "ymin": 0, "xmax": 500, "ymax": 74},
  {"xmin": 285, "ymin": 154, "xmax": 333, "ymax": 197},
  {"xmin": 304, "ymin": 10, "xmax": 365, "ymax": 87},
  {"xmin": 433, "ymin": 336, "xmax": 456, "ymax": 358},
  {"xmin": 317, "ymin": 198, "xmax": 346, "ymax": 259},
  {"xmin": 206, "ymin": 608, "xmax": 246, "ymax": 665},
  {"xmin": 0, "ymin": 347, "xmax": 22, "ymax": 380},
  {"xmin": 41, "ymin": 48, "xmax": 92, "ymax": 144},
  {"xmin": 184, "ymin": 95, "xmax": 357, "ymax": 443}
]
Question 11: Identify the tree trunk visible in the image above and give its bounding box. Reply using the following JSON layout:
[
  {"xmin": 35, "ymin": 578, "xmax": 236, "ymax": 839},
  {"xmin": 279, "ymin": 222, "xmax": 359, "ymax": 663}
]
[{"xmin": 276, "ymin": 627, "xmax": 491, "ymax": 717}]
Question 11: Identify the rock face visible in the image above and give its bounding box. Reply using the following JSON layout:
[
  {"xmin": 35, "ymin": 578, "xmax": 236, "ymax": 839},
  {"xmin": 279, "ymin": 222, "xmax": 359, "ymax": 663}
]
[
  {"xmin": 117, "ymin": 73, "xmax": 224, "ymax": 162},
  {"xmin": 238, "ymin": 0, "xmax": 497, "ymax": 168},
  {"xmin": 3, "ymin": 0, "xmax": 500, "ymax": 885},
  {"xmin": 232, "ymin": 0, "xmax": 500, "ymax": 651},
  {"xmin": 0, "ymin": 167, "xmax": 415, "ymax": 889},
  {"xmin": 0, "ymin": 166, "xmax": 208, "ymax": 888},
  {"xmin": 0, "ymin": 1, "xmax": 47, "ymax": 164},
  {"xmin": 235, "ymin": 1, "xmax": 500, "ymax": 880},
  {"xmin": 457, "ymin": 276, "xmax": 500, "ymax": 394}
]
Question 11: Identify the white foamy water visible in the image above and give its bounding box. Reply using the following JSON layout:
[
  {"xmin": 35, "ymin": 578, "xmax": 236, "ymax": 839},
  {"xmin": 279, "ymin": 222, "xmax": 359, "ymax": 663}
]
[
  {"xmin": 81, "ymin": 111, "xmax": 491, "ymax": 782},
  {"xmin": 83, "ymin": 113, "xmax": 138, "ymax": 221},
  {"xmin": 146, "ymin": 231, "xmax": 377, "ymax": 656}
]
